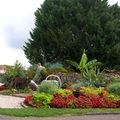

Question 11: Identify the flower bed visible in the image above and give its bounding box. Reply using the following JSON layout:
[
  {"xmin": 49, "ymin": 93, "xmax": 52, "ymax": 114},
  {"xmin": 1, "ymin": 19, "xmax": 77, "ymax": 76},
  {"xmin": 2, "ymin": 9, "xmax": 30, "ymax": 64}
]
[{"xmin": 24, "ymin": 87, "xmax": 120, "ymax": 108}]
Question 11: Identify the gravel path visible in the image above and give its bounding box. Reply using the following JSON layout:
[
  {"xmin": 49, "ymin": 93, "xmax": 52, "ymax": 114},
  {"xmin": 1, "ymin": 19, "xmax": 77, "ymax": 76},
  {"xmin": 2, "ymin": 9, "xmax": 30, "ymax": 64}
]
[
  {"xmin": 0, "ymin": 95, "xmax": 24, "ymax": 108},
  {"xmin": 0, "ymin": 114, "xmax": 120, "ymax": 120}
]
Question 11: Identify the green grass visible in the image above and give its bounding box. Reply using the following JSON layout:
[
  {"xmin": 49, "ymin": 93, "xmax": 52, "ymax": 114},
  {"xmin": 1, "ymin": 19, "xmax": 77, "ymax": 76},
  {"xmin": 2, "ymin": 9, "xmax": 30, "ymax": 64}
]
[{"xmin": 0, "ymin": 108, "xmax": 120, "ymax": 117}]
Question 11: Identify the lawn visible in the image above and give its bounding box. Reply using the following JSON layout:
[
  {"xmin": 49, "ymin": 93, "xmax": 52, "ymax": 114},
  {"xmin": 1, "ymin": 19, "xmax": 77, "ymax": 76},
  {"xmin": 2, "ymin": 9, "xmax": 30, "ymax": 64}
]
[{"xmin": 0, "ymin": 108, "xmax": 120, "ymax": 117}]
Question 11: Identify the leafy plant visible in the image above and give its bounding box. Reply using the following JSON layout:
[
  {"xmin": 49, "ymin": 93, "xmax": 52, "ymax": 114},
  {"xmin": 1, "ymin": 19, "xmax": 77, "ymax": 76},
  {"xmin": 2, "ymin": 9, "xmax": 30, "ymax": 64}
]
[
  {"xmin": 6, "ymin": 60, "xmax": 25, "ymax": 78},
  {"xmin": 1, "ymin": 61, "xmax": 26, "ymax": 87},
  {"xmin": 80, "ymin": 87, "xmax": 107, "ymax": 96},
  {"xmin": 38, "ymin": 81, "xmax": 58, "ymax": 94},
  {"xmin": 66, "ymin": 50, "xmax": 102, "ymax": 87},
  {"xmin": 54, "ymin": 89, "xmax": 72, "ymax": 95},
  {"xmin": 0, "ymin": 89, "xmax": 17, "ymax": 95},
  {"xmin": 111, "ymin": 76, "xmax": 120, "ymax": 83},
  {"xmin": 75, "ymin": 93, "xmax": 117, "ymax": 108},
  {"xmin": 32, "ymin": 93, "xmax": 53, "ymax": 108},
  {"xmin": 44, "ymin": 62, "xmax": 67, "ymax": 73},
  {"xmin": 83, "ymin": 69, "xmax": 106, "ymax": 87},
  {"xmin": 66, "ymin": 50, "xmax": 101, "ymax": 75},
  {"xmin": 107, "ymin": 93, "xmax": 120, "ymax": 101},
  {"xmin": 108, "ymin": 83, "xmax": 120, "ymax": 95},
  {"xmin": 25, "ymin": 64, "xmax": 37, "ymax": 80},
  {"xmin": 50, "ymin": 93, "xmax": 75, "ymax": 108}
]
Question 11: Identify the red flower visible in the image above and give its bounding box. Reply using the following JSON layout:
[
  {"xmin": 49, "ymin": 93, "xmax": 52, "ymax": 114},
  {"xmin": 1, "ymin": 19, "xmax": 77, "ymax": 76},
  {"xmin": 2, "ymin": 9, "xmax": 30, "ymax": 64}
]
[
  {"xmin": 50, "ymin": 93, "xmax": 75, "ymax": 108},
  {"xmin": 24, "ymin": 96, "xmax": 32, "ymax": 104}
]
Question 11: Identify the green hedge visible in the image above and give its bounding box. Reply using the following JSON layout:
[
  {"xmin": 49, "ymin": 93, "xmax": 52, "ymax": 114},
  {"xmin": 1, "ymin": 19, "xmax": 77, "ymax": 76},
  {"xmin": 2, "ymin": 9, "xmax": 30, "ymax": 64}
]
[{"xmin": 108, "ymin": 83, "xmax": 120, "ymax": 95}]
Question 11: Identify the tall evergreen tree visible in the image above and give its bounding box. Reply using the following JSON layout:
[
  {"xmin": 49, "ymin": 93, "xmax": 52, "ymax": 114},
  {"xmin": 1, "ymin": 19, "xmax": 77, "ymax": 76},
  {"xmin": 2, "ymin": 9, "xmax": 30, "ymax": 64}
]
[{"xmin": 24, "ymin": 0, "xmax": 120, "ymax": 67}]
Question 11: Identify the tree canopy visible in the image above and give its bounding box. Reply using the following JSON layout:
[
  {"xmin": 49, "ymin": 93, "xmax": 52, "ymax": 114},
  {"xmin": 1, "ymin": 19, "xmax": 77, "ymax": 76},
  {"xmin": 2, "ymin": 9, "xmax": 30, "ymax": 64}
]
[{"xmin": 24, "ymin": 0, "xmax": 120, "ymax": 67}]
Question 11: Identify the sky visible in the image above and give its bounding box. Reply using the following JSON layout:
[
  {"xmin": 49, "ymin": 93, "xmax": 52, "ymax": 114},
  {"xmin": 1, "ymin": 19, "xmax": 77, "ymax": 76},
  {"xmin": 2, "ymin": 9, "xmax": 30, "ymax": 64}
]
[{"xmin": 0, "ymin": 0, "xmax": 120, "ymax": 67}]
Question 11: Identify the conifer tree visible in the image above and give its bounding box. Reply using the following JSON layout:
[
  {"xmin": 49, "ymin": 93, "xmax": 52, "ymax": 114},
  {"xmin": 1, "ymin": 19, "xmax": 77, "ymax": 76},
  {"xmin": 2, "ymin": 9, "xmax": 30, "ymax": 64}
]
[{"xmin": 24, "ymin": 0, "xmax": 120, "ymax": 67}]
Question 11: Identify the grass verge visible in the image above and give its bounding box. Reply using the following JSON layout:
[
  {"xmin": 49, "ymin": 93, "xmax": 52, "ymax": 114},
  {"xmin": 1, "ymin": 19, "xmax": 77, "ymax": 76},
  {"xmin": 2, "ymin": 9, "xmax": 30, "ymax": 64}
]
[{"xmin": 0, "ymin": 108, "xmax": 120, "ymax": 117}]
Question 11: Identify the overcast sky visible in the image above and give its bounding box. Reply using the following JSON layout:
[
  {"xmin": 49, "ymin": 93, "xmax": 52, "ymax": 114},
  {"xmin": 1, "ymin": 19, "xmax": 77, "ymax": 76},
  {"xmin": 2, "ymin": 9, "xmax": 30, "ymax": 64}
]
[{"xmin": 0, "ymin": 0, "xmax": 120, "ymax": 67}]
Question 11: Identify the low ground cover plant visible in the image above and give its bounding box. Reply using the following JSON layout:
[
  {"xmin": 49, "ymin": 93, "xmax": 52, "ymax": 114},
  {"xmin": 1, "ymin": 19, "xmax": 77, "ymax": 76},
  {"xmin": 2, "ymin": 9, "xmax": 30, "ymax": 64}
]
[{"xmin": 24, "ymin": 87, "xmax": 120, "ymax": 108}]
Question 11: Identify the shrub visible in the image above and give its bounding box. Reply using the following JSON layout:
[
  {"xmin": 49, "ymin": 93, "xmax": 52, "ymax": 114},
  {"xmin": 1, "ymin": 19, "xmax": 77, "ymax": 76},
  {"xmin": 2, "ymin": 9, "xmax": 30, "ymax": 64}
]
[
  {"xmin": 75, "ymin": 94, "xmax": 117, "ymax": 108},
  {"xmin": 32, "ymin": 93, "xmax": 53, "ymax": 108},
  {"xmin": 107, "ymin": 93, "xmax": 120, "ymax": 101},
  {"xmin": 108, "ymin": 83, "xmax": 120, "ymax": 95},
  {"xmin": 50, "ymin": 93, "xmax": 75, "ymax": 108},
  {"xmin": 60, "ymin": 73, "xmax": 81, "ymax": 89},
  {"xmin": 75, "ymin": 94, "xmax": 96, "ymax": 108},
  {"xmin": 54, "ymin": 89, "xmax": 72, "ymax": 95},
  {"xmin": 111, "ymin": 76, "xmax": 120, "ymax": 83},
  {"xmin": 1, "ymin": 61, "xmax": 27, "ymax": 89},
  {"xmin": 115, "ymin": 100, "xmax": 120, "ymax": 108},
  {"xmin": 71, "ymin": 81, "xmax": 89, "ymax": 90},
  {"xmin": 25, "ymin": 65, "xmax": 36, "ymax": 80},
  {"xmin": 0, "ymin": 89, "xmax": 17, "ymax": 95},
  {"xmin": 98, "ymin": 96, "xmax": 117, "ymax": 108},
  {"xmin": 80, "ymin": 87, "xmax": 107, "ymax": 96},
  {"xmin": 38, "ymin": 81, "xmax": 58, "ymax": 94}
]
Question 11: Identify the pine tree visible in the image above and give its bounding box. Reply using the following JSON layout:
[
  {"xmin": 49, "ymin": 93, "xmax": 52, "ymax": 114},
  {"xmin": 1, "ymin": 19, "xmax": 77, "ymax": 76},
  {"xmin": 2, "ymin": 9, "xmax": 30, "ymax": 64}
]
[{"xmin": 24, "ymin": 0, "xmax": 120, "ymax": 67}]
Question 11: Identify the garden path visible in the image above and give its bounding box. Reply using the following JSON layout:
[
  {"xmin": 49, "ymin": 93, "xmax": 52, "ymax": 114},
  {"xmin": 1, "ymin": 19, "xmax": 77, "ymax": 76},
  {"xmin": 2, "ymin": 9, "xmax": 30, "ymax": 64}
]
[{"xmin": 0, "ymin": 95, "xmax": 24, "ymax": 108}]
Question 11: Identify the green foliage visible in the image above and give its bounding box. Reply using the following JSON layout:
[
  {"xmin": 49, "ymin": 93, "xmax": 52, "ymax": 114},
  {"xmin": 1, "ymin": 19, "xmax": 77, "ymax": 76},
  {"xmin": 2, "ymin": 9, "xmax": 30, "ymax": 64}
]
[
  {"xmin": 107, "ymin": 93, "xmax": 120, "ymax": 101},
  {"xmin": 83, "ymin": 69, "xmax": 106, "ymax": 87},
  {"xmin": 108, "ymin": 83, "xmax": 120, "ymax": 95},
  {"xmin": 108, "ymin": 42, "xmax": 120, "ymax": 66},
  {"xmin": 6, "ymin": 61, "xmax": 25, "ymax": 78},
  {"xmin": 66, "ymin": 50, "xmax": 87, "ymax": 73},
  {"xmin": 66, "ymin": 50, "xmax": 102, "ymax": 87},
  {"xmin": 26, "ymin": 64, "xmax": 37, "ymax": 80},
  {"xmin": 66, "ymin": 50, "xmax": 101, "ymax": 74},
  {"xmin": 32, "ymin": 93, "xmax": 53, "ymax": 108},
  {"xmin": 80, "ymin": 87, "xmax": 105, "ymax": 95},
  {"xmin": 111, "ymin": 76, "xmax": 120, "ymax": 83},
  {"xmin": 113, "ymin": 65, "xmax": 120, "ymax": 71},
  {"xmin": 44, "ymin": 62, "xmax": 68, "ymax": 73},
  {"xmin": 71, "ymin": 81, "xmax": 89, "ymax": 90},
  {"xmin": 32, "ymin": 66, "xmax": 47, "ymax": 82},
  {"xmin": 38, "ymin": 81, "xmax": 58, "ymax": 94},
  {"xmin": 24, "ymin": 0, "xmax": 120, "ymax": 67},
  {"xmin": 0, "ymin": 89, "xmax": 17, "ymax": 95},
  {"xmin": 54, "ymin": 89, "xmax": 72, "ymax": 95},
  {"xmin": 1, "ymin": 61, "xmax": 26, "ymax": 85},
  {"xmin": 79, "ymin": 50, "xmax": 88, "ymax": 73}
]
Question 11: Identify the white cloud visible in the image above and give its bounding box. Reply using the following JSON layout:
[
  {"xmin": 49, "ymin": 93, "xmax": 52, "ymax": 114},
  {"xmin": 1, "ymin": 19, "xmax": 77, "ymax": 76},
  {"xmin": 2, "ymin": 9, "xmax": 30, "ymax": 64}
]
[
  {"xmin": 0, "ymin": 0, "xmax": 44, "ymax": 67},
  {"xmin": 108, "ymin": 0, "xmax": 120, "ymax": 5},
  {"xmin": 0, "ymin": 35, "xmax": 30, "ymax": 67},
  {"xmin": 0, "ymin": 0, "xmax": 44, "ymax": 48}
]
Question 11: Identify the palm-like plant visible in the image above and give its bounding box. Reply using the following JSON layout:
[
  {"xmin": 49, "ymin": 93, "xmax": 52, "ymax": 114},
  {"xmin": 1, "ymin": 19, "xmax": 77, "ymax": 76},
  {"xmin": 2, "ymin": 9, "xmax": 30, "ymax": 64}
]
[
  {"xmin": 66, "ymin": 50, "xmax": 102, "ymax": 87},
  {"xmin": 66, "ymin": 50, "xmax": 101, "ymax": 74}
]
